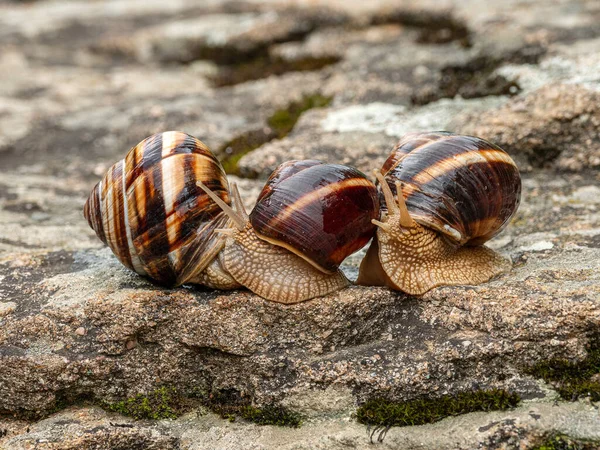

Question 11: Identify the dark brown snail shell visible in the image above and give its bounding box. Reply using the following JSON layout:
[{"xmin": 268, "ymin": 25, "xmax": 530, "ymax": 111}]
[
  {"xmin": 380, "ymin": 131, "xmax": 521, "ymax": 246},
  {"xmin": 358, "ymin": 131, "xmax": 522, "ymax": 295},
  {"xmin": 250, "ymin": 161, "xmax": 380, "ymax": 273},
  {"xmin": 83, "ymin": 131, "xmax": 230, "ymax": 286}
]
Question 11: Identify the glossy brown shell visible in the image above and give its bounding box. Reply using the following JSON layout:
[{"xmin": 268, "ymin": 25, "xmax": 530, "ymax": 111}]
[
  {"xmin": 250, "ymin": 161, "xmax": 380, "ymax": 273},
  {"xmin": 381, "ymin": 131, "xmax": 521, "ymax": 245},
  {"xmin": 83, "ymin": 131, "xmax": 230, "ymax": 285}
]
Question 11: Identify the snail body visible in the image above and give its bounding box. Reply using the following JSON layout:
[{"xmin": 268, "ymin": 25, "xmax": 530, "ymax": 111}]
[
  {"xmin": 84, "ymin": 131, "xmax": 236, "ymax": 288},
  {"xmin": 199, "ymin": 160, "xmax": 380, "ymax": 303},
  {"xmin": 357, "ymin": 132, "xmax": 521, "ymax": 295}
]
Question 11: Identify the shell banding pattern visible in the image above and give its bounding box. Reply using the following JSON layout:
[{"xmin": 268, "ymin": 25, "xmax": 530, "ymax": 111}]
[
  {"xmin": 84, "ymin": 131, "xmax": 231, "ymax": 285},
  {"xmin": 250, "ymin": 160, "xmax": 380, "ymax": 273},
  {"xmin": 381, "ymin": 131, "xmax": 522, "ymax": 245}
]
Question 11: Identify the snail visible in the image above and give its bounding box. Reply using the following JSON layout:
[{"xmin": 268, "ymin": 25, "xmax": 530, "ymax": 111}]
[
  {"xmin": 83, "ymin": 131, "xmax": 237, "ymax": 288},
  {"xmin": 197, "ymin": 159, "xmax": 380, "ymax": 303},
  {"xmin": 357, "ymin": 131, "xmax": 521, "ymax": 295},
  {"xmin": 84, "ymin": 132, "xmax": 380, "ymax": 303}
]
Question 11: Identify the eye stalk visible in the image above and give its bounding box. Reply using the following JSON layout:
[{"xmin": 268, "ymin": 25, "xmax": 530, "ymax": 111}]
[
  {"xmin": 372, "ymin": 169, "xmax": 416, "ymax": 230},
  {"xmin": 197, "ymin": 180, "xmax": 247, "ymax": 231}
]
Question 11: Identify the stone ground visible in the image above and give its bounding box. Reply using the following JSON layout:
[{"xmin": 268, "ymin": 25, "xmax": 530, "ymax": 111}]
[{"xmin": 0, "ymin": 0, "xmax": 599, "ymax": 448}]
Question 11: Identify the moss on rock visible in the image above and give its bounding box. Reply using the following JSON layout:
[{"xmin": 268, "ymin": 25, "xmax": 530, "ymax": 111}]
[
  {"xmin": 532, "ymin": 433, "xmax": 600, "ymax": 450},
  {"xmin": 525, "ymin": 341, "xmax": 600, "ymax": 401},
  {"xmin": 103, "ymin": 387, "xmax": 181, "ymax": 420},
  {"xmin": 220, "ymin": 93, "xmax": 332, "ymax": 174},
  {"xmin": 199, "ymin": 389, "xmax": 302, "ymax": 427},
  {"xmin": 355, "ymin": 389, "xmax": 521, "ymax": 429}
]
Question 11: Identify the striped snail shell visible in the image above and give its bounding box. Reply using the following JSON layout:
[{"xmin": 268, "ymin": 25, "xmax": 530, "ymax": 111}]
[
  {"xmin": 84, "ymin": 131, "xmax": 232, "ymax": 286},
  {"xmin": 198, "ymin": 160, "xmax": 380, "ymax": 303},
  {"xmin": 381, "ymin": 131, "xmax": 521, "ymax": 244},
  {"xmin": 357, "ymin": 131, "xmax": 521, "ymax": 295},
  {"xmin": 251, "ymin": 160, "xmax": 380, "ymax": 273}
]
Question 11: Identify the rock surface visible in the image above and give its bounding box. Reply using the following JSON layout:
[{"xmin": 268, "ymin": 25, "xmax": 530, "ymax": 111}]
[
  {"xmin": 2, "ymin": 400, "xmax": 600, "ymax": 450},
  {"xmin": 1, "ymin": 0, "xmax": 600, "ymax": 448}
]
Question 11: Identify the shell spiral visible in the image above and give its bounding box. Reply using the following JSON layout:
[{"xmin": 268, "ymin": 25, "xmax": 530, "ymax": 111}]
[
  {"xmin": 381, "ymin": 131, "xmax": 521, "ymax": 245},
  {"xmin": 250, "ymin": 160, "xmax": 380, "ymax": 273},
  {"xmin": 83, "ymin": 131, "xmax": 231, "ymax": 285}
]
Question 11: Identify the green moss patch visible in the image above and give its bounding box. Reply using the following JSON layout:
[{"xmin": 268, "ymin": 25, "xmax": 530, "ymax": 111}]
[
  {"xmin": 237, "ymin": 405, "xmax": 302, "ymax": 427},
  {"xmin": 525, "ymin": 343, "xmax": 600, "ymax": 401},
  {"xmin": 356, "ymin": 389, "xmax": 520, "ymax": 436},
  {"xmin": 103, "ymin": 387, "xmax": 182, "ymax": 420},
  {"xmin": 219, "ymin": 93, "xmax": 332, "ymax": 175},
  {"xmin": 532, "ymin": 433, "xmax": 600, "ymax": 450},
  {"xmin": 219, "ymin": 128, "xmax": 274, "ymax": 174},
  {"xmin": 267, "ymin": 93, "xmax": 331, "ymax": 138},
  {"xmin": 201, "ymin": 389, "xmax": 302, "ymax": 428}
]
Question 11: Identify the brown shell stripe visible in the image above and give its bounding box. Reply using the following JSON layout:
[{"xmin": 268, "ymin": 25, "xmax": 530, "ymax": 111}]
[
  {"xmin": 101, "ymin": 161, "xmax": 134, "ymax": 271},
  {"xmin": 382, "ymin": 132, "xmax": 456, "ymax": 175},
  {"xmin": 387, "ymin": 144, "xmax": 519, "ymax": 243},
  {"xmin": 120, "ymin": 159, "xmax": 145, "ymax": 275},
  {"xmin": 84, "ymin": 180, "xmax": 106, "ymax": 245},
  {"xmin": 267, "ymin": 177, "xmax": 376, "ymax": 231},
  {"xmin": 162, "ymin": 153, "xmax": 228, "ymax": 271},
  {"xmin": 126, "ymin": 132, "xmax": 228, "ymax": 282},
  {"xmin": 256, "ymin": 159, "xmax": 322, "ymax": 203},
  {"xmin": 126, "ymin": 133, "xmax": 177, "ymax": 282},
  {"xmin": 161, "ymin": 132, "xmax": 187, "ymax": 249},
  {"xmin": 253, "ymin": 175, "xmax": 377, "ymax": 273},
  {"xmin": 400, "ymin": 149, "xmax": 517, "ymax": 198}
]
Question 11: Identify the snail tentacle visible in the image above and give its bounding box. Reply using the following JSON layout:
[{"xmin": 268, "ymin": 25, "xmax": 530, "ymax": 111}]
[
  {"xmin": 373, "ymin": 170, "xmax": 399, "ymax": 217},
  {"xmin": 197, "ymin": 181, "xmax": 246, "ymax": 231},
  {"xmin": 230, "ymin": 182, "xmax": 248, "ymax": 220}
]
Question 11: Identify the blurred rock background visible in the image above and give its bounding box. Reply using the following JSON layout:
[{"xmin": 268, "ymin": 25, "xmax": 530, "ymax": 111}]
[{"xmin": 0, "ymin": 0, "xmax": 599, "ymax": 448}]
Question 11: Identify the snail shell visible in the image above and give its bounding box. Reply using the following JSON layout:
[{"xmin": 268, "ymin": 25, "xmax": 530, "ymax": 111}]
[
  {"xmin": 198, "ymin": 159, "xmax": 380, "ymax": 303},
  {"xmin": 358, "ymin": 131, "xmax": 521, "ymax": 295},
  {"xmin": 84, "ymin": 131, "xmax": 231, "ymax": 286},
  {"xmin": 250, "ymin": 160, "xmax": 380, "ymax": 273},
  {"xmin": 381, "ymin": 131, "xmax": 521, "ymax": 246}
]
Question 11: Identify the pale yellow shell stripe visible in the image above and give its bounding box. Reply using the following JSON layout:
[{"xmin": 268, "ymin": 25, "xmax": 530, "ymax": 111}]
[
  {"xmin": 100, "ymin": 167, "xmax": 114, "ymax": 257},
  {"xmin": 132, "ymin": 143, "xmax": 148, "ymax": 222},
  {"xmin": 161, "ymin": 132, "xmax": 186, "ymax": 248},
  {"xmin": 400, "ymin": 149, "xmax": 516, "ymax": 198},
  {"xmin": 121, "ymin": 159, "xmax": 146, "ymax": 275},
  {"xmin": 100, "ymin": 163, "xmax": 133, "ymax": 270},
  {"xmin": 386, "ymin": 135, "xmax": 455, "ymax": 174}
]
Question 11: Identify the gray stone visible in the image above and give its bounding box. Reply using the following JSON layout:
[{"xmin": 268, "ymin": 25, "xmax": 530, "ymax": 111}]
[
  {"xmin": 2, "ymin": 401, "xmax": 600, "ymax": 449},
  {"xmin": 1, "ymin": 173, "xmax": 599, "ymax": 419},
  {"xmin": 457, "ymin": 83, "xmax": 600, "ymax": 171},
  {"xmin": 2, "ymin": 0, "xmax": 600, "ymax": 446},
  {"xmin": 238, "ymin": 96, "xmax": 507, "ymax": 177}
]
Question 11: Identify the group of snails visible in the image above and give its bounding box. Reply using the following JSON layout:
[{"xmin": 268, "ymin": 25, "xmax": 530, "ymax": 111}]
[{"xmin": 84, "ymin": 130, "xmax": 521, "ymax": 304}]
